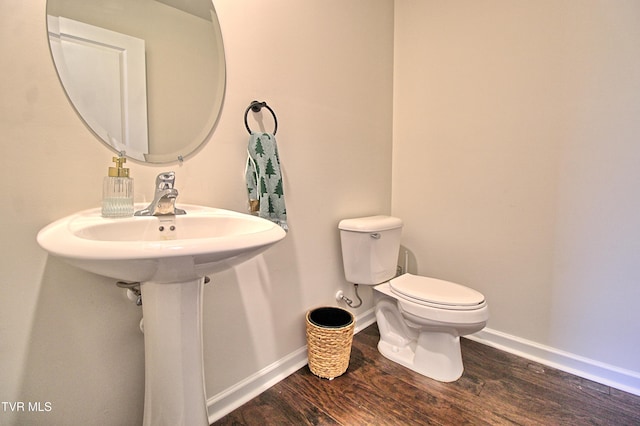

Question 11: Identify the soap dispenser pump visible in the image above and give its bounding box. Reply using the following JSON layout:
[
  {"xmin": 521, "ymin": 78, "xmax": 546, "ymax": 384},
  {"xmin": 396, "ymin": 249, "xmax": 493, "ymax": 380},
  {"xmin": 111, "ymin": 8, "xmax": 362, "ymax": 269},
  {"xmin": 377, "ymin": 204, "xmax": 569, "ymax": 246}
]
[{"xmin": 102, "ymin": 156, "xmax": 134, "ymax": 217}]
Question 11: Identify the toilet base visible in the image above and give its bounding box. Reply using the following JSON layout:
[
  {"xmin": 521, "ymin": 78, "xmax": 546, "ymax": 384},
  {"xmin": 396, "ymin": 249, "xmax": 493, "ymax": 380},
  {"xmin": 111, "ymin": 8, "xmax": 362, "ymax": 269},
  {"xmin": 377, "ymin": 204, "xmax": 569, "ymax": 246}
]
[
  {"xmin": 377, "ymin": 330, "xmax": 464, "ymax": 382},
  {"xmin": 373, "ymin": 282, "xmax": 487, "ymax": 383}
]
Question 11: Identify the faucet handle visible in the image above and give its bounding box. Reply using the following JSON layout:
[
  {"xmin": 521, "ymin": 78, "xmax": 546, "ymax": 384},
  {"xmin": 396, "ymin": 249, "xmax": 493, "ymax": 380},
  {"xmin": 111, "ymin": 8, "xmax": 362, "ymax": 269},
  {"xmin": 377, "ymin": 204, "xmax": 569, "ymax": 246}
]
[{"xmin": 155, "ymin": 171, "xmax": 176, "ymax": 190}]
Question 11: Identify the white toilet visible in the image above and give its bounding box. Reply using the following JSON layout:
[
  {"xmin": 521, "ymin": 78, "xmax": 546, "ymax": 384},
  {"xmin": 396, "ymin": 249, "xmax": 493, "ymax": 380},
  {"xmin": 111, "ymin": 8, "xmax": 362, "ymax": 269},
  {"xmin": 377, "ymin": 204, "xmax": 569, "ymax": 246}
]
[{"xmin": 339, "ymin": 215, "xmax": 489, "ymax": 382}]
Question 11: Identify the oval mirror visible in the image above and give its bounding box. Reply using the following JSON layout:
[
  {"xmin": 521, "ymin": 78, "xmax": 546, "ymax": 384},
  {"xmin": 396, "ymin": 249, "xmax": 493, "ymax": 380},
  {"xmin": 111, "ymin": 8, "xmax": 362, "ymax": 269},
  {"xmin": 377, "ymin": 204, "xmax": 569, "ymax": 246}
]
[{"xmin": 46, "ymin": 0, "xmax": 226, "ymax": 163}]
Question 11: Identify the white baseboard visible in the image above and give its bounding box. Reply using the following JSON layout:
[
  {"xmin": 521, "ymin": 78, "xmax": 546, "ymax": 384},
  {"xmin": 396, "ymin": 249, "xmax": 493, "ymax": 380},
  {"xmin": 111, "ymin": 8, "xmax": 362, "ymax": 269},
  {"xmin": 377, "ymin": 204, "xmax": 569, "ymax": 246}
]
[
  {"xmin": 206, "ymin": 307, "xmax": 376, "ymax": 423},
  {"xmin": 353, "ymin": 306, "xmax": 377, "ymax": 333},
  {"xmin": 466, "ymin": 328, "xmax": 640, "ymax": 397}
]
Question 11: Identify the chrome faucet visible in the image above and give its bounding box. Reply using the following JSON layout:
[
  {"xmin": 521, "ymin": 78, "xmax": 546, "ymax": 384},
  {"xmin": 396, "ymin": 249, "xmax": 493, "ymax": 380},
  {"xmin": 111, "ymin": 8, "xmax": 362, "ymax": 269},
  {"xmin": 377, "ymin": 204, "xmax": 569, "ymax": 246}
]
[{"xmin": 134, "ymin": 172, "xmax": 186, "ymax": 216}]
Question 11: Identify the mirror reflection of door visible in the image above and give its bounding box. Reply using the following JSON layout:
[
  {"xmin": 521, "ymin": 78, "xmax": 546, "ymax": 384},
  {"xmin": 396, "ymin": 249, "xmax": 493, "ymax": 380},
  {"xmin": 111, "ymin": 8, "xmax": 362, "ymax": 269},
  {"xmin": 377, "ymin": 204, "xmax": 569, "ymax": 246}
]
[{"xmin": 48, "ymin": 16, "xmax": 149, "ymax": 160}]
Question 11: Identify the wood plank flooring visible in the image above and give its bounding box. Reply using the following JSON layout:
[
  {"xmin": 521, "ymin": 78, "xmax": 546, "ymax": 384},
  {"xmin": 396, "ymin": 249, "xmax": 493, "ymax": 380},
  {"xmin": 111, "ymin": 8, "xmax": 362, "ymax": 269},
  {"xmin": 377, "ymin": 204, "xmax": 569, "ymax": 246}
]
[{"xmin": 213, "ymin": 324, "xmax": 640, "ymax": 425}]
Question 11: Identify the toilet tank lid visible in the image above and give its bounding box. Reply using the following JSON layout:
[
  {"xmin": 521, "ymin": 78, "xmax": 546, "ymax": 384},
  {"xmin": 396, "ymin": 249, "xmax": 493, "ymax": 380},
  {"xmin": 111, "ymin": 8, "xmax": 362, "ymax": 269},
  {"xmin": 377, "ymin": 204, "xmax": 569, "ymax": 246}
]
[{"xmin": 339, "ymin": 215, "xmax": 403, "ymax": 232}]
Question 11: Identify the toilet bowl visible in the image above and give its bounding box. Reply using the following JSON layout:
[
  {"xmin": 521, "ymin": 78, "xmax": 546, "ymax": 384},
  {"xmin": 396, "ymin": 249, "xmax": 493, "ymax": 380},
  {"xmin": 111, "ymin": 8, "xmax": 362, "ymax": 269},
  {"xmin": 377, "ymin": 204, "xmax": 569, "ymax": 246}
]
[
  {"xmin": 339, "ymin": 215, "xmax": 489, "ymax": 382},
  {"xmin": 374, "ymin": 274, "xmax": 488, "ymax": 382}
]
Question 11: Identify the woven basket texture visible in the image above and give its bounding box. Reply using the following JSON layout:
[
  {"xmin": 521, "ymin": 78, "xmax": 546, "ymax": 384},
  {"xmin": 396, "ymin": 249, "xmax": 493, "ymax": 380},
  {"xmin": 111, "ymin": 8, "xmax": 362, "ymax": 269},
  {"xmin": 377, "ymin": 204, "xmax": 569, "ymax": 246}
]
[{"xmin": 306, "ymin": 309, "xmax": 355, "ymax": 379}]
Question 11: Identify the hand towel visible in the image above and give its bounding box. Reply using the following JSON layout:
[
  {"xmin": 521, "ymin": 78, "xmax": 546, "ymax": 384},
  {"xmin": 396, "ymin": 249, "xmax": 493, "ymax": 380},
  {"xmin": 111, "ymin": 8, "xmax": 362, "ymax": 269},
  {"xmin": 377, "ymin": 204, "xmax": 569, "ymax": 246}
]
[{"xmin": 246, "ymin": 132, "xmax": 288, "ymax": 231}]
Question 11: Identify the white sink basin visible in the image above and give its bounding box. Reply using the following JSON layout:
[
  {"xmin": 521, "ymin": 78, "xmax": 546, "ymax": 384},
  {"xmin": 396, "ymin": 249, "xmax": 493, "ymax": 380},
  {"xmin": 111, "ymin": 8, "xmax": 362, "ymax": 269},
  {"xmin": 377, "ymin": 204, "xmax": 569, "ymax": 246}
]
[{"xmin": 37, "ymin": 204, "xmax": 287, "ymax": 283}]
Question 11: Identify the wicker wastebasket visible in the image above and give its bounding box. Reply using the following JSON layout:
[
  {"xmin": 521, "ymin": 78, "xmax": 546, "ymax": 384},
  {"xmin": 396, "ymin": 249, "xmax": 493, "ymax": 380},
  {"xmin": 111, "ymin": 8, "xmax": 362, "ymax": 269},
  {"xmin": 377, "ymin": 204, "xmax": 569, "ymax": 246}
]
[{"xmin": 306, "ymin": 307, "xmax": 355, "ymax": 379}]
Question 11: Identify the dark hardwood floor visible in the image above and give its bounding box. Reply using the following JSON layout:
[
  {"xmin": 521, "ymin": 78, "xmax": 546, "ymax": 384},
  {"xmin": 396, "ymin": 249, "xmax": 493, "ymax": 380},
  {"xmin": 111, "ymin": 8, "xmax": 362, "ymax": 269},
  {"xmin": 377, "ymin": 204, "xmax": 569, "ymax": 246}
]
[{"xmin": 213, "ymin": 324, "xmax": 640, "ymax": 425}]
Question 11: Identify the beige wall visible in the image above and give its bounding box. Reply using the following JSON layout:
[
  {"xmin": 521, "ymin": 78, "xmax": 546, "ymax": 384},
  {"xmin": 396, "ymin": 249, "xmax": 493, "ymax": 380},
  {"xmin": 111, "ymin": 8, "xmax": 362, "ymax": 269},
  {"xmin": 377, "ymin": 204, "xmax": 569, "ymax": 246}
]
[
  {"xmin": 393, "ymin": 0, "xmax": 640, "ymax": 373},
  {"xmin": 0, "ymin": 0, "xmax": 393, "ymax": 424}
]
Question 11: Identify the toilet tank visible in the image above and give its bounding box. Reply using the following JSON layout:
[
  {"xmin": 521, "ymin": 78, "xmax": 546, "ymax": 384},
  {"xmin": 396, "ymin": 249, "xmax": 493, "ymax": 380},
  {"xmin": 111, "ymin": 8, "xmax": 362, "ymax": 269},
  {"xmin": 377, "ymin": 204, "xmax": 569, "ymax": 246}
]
[{"xmin": 338, "ymin": 215, "xmax": 403, "ymax": 285}]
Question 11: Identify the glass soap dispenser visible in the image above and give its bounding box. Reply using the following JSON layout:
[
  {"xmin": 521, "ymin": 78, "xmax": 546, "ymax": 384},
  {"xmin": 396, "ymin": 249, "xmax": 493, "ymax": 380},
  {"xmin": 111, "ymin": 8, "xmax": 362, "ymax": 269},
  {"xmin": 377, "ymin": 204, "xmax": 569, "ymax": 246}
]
[{"xmin": 102, "ymin": 157, "xmax": 134, "ymax": 217}]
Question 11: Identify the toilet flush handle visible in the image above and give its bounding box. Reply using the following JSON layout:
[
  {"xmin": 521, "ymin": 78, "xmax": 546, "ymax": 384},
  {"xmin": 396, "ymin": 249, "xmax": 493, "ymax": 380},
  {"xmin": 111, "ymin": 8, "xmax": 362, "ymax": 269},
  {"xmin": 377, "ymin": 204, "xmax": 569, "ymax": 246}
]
[{"xmin": 370, "ymin": 233, "xmax": 381, "ymax": 239}]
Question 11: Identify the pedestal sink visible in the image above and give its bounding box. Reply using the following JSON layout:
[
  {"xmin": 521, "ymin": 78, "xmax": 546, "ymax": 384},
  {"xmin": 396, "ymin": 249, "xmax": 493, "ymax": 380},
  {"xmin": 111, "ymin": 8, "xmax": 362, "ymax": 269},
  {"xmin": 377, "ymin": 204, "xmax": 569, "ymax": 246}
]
[{"xmin": 37, "ymin": 204, "xmax": 286, "ymax": 425}]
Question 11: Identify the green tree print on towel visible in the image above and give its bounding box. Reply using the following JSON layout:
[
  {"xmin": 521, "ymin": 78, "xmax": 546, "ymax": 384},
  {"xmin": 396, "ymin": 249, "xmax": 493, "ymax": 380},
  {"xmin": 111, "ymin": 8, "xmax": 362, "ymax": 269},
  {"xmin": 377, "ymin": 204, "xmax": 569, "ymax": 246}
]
[
  {"xmin": 255, "ymin": 137, "xmax": 265, "ymax": 157},
  {"xmin": 260, "ymin": 177, "xmax": 268, "ymax": 196},
  {"xmin": 265, "ymin": 158, "xmax": 276, "ymax": 178},
  {"xmin": 274, "ymin": 179, "xmax": 284, "ymax": 198},
  {"xmin": 268, "ymin": 196, "xmax": 275, "ymax": 214}
]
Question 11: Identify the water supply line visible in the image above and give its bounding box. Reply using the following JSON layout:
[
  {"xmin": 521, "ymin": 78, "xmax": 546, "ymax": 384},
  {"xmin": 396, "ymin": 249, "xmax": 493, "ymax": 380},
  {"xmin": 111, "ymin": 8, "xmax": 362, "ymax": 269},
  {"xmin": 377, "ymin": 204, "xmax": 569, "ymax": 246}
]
[
  {"xmin": 117, "ymin": 281, "xmax": 142, "ymax": 305},
  {"xmin": 404, "ymin": 249, "xmax": 409, "ymax": 275},
  {"xmin": 336, "ymin": 284, "xmax": 363, "ymax": 308}
]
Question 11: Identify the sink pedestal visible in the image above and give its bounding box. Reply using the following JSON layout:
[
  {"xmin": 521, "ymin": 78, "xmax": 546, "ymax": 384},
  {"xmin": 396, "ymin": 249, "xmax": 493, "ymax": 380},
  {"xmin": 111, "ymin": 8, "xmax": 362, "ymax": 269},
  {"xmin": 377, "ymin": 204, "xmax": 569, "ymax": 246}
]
[{"xmin": 140, "ymin": 278, "xmax": 208, "ymax": 426}]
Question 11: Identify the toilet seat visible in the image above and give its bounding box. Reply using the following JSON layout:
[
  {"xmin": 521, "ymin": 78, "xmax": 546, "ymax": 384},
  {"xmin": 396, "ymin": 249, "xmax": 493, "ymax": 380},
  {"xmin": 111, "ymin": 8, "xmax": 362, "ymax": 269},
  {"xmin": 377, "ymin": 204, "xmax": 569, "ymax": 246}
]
[{"xmin": 390, "ymin": 274, "xmax": 485, "ymax": 311}]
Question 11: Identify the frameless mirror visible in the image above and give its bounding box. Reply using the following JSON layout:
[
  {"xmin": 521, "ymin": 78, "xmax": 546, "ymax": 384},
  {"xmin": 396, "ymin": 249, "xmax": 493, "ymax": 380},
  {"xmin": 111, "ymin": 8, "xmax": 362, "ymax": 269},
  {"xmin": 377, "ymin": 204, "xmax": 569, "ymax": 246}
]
[{"xmin": 46, "ymin": 0, "xmax": 226, "ymax": 163}]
